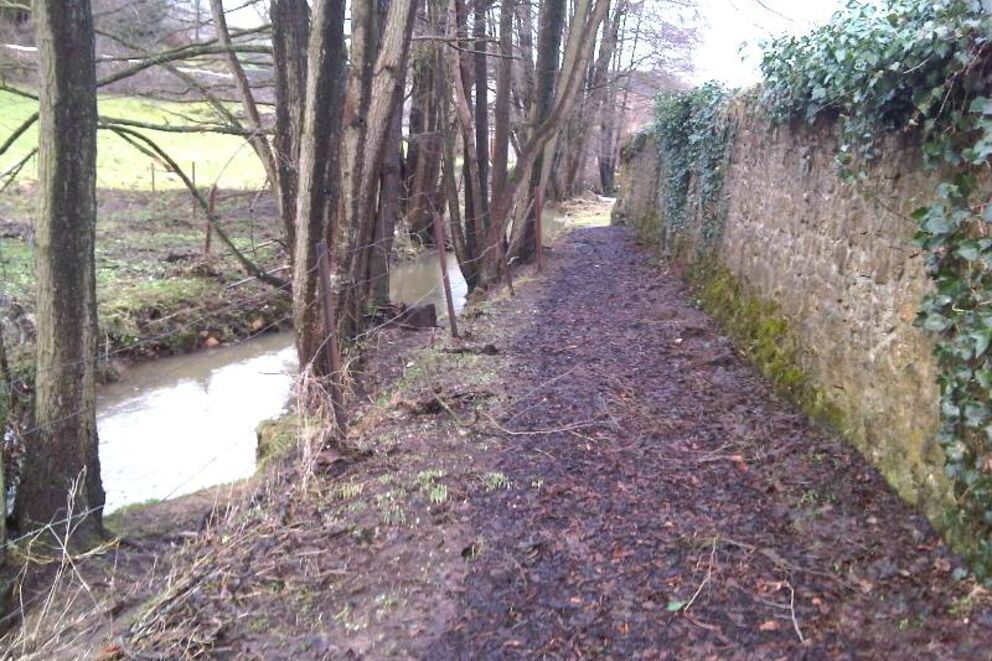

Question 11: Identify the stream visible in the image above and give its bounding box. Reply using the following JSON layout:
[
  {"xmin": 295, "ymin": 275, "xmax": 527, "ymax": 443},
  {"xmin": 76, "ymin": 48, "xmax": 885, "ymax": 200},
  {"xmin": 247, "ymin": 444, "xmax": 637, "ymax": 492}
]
[
  {"xmin": 99, "ymin": 211, "xmax": 573, "ymax": 512},
  {"xmin": 98, "ymin": 249, "xmax": 468, "ymax": 513}
]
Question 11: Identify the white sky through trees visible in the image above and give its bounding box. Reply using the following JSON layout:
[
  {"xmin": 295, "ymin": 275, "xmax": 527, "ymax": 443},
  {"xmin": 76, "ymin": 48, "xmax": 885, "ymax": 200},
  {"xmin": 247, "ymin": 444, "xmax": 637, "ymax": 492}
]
[
  {"xmin": 220, "ymin": 0, "xmax": 848, "ymax": 88},
  {"xmin": 693, "ymin": 0, "xmax": 845, "ymax": 86}
]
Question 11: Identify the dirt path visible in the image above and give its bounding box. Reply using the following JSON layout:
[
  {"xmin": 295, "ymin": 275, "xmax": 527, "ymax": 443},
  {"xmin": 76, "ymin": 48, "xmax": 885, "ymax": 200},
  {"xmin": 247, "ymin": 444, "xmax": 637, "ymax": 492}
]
[
  {"xmin": 104, "ymin": 222, "xmax": 992, "ymax": 660},
  {"xmin": 424, "ymin": 226, "xmax": 992, "ymax": 658}
]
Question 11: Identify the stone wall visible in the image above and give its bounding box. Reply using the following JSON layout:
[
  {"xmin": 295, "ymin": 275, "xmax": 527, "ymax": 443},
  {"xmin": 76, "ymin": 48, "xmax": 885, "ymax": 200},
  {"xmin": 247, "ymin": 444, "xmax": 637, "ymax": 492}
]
[{"xmin": 616, "ymin": 112, "xmax": 951, "ymax": 521}]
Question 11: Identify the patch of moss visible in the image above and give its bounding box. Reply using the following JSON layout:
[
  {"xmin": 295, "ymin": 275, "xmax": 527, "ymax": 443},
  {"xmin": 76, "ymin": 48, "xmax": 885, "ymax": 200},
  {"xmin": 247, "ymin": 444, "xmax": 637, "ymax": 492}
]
[
  {"xmin": 631, "ymin": 210, "xmax": 663, "ymax": 247},
  {"xmin": 103, "ymin": 497, "xmax": 165, "ymax": 533},
  {"xmin": 691, "ymin": 262, "xmax": 846, "ymax": 433},
  {"xmin": 256, "ymin": 414, "xmax": 301, "ymax": 466}
]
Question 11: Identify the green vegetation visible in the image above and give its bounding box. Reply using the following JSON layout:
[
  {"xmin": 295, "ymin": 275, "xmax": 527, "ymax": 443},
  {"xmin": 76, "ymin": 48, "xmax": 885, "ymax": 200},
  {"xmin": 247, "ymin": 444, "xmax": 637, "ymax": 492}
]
[
  {"xmin": 256, "ymin": 415, "xmax": 302, "ymax": 466},
  {"xmin": 640, "ymin": 0, "xmax": 992, "ymax": 579},
  {"xmin": 0, "ymin": 89, "xmax": 285, "ymax": 381},
  {"xmin": 694, "ymin": 264, "xmax": 844, "ymax": 432},
  {"xmin": 759, "ymin": 0, "xmax": 992, "ymax": 579},
  {"xmin": 0, "ymin": 188, "xmax": 289, "ymax": 378},
  {"xmin": 0, "ymin": 90, "xmax": 268, "ymax": 190},
  {"xmin": 482, "ymin": 471, "xmax": 511, "ymax": 491},
  {"xmin": 651, "ymin": 83, "xmax": 735, "ymax": 254}
]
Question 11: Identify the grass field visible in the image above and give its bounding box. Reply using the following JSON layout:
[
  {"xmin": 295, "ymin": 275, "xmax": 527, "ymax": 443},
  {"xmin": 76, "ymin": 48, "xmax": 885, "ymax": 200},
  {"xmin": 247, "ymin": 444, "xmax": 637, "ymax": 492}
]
[
  {"xmin": 0, "ymin": 90, "xmax": 283, "ymax": 379},
  {"xmin": 0, "ymin": 90, "xmax": 268, "ymax": 190}
]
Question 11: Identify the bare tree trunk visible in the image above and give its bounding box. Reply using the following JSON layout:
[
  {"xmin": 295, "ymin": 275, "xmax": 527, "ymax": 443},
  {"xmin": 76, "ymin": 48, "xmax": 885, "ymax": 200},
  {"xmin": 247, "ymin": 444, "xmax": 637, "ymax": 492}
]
[
  {"xmin": 448, "ymin": 0, "xmax": 486, "ymax": 289},
  {"xmin": 596, "ymin": 0, "xmax": 626, "ymax": 194},
  {"xmin": 371, "ymin": 119, "xmax": 401, "ymax": 307},
  {"xmin": 405, "ymin": 37, "xmax": 426, "ymax": 239},
  {"xmin": 484, "ymin": 0, "xmax": 611, "ymax": 286},
  {"xmin": 564, "ymin": 0, "xmax": 622, "ymax": 196},
  {"xmin": 492, "ymin": 0, "xmax": 514, "ymax": 202},
  {"xmin": 406, "ymin": 37, "xmax": 442, "ymax": 246},
  {"xmin": 453, "ymin": 0, "xmax": 481, "ymax": 270},
  {"xmin": 18, "ymin": 0, "xmax": 104, "ymax": 540},
  {"xmin": 292, "ymin": 0, "xmax": 346, "ymax": 371},
  {"xmin": 208, "ymin": 0, "xmax": 278, "ymax": 189},
  {"xmin": 601, "ymin": 0, "xmax": 638, "ymax": 194},
  {"xmin": 516, "ymin": 0, "xmax": 565, "ymax": 263},
  {"xmin": 0, "ymin": 327, "xmax": 7, "ymax": 568},
  {"xmin": 369, "ymin": 44, "xmax": 410, "ymax": 307},
  {"xmin": 271, "ymin": 0, "xmax": 311, "ymax": 252},
  {"xmin": 434, "ymin": 3, "xmax": 476, "ymax": 288},
  {"xmin": 513, "ymin": 0, "xmax": 535, "ymax": 140},
  {"xmin": 473, "ymin": 0, "xmax": 490, "ymax": 230},
  {"xmin": 334, "ymin": 0, "xmax": 417, "ymax": 337}
]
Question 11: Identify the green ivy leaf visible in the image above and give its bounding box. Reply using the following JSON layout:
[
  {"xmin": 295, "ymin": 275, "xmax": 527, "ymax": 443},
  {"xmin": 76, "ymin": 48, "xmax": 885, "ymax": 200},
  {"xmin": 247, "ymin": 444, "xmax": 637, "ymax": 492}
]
[
  {"xmin": 971, "ymin": 97, "xmax": 992, "ymax": 115},
  {"xmin": 974, "ymin": 331, "xmax": 992, "ymax": 358},
  {"xmin": 957, "ymin": 241, "xmax": 981, "ymax": 261},
  {"xmin": 976, "ymin": 369, "xmax": 992, "ymax": 390}
]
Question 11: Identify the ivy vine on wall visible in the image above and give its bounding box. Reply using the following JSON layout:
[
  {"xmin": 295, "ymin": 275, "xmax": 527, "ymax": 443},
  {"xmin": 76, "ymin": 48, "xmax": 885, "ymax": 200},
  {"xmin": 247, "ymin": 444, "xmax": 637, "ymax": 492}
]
[
  {"xmin": 652, "ymin": 83, "xmax": 735, "ymax": 254},
  {"xmin": 759, "ymin": 0, "xmax": 992, "ymax": 575},
  {"xmin": 649, "ymin": 0, "xmax": 992, "ymax": 578}
]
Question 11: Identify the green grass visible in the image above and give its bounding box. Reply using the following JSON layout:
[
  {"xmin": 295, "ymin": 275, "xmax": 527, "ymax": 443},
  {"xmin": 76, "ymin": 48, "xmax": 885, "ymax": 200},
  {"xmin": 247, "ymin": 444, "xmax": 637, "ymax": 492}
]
[{"xmin": 0, "ymin": 90, "xmax": 268, "ymax": 190}]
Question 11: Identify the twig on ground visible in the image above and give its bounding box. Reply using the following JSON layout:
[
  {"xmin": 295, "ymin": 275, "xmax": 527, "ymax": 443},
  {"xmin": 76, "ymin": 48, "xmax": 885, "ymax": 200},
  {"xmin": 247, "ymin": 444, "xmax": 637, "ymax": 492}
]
[
  {"xmin": 480, "ymin": 410, "xmax": 599, "ymax": 437},
  {"xmin": 787, "ymin": 581, "xmax": 806, "ymax": 644},
  {"xmin": 720, "ymin": 537, "xmax": 856, "ymax": 590},
  {"xmin": 685, "ymin": 536, "xmax": 718, "ymax": 613}
]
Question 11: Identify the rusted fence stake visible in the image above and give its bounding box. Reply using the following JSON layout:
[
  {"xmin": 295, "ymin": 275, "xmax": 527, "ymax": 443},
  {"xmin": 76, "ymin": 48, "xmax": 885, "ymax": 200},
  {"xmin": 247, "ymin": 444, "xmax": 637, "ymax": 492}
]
[
  {"xmin": 191, "ymin": 162, "xmax": 197, "ymax": 218},
  {"xmin": 432, "ymin": 217, "xmax": 459, "ymax": 338},
  {"xmin": 205, "ymin": 184, "xmax": 216, "ymax": 255},
  {"xmin": 316, "ymin": 240, "xmax": 346, "ymax": 434},
  {"xmin": 535, "ymin": 186, "xmax": 544, "ymax": 272},
  {"xmin": 503, "ymin": 241, "xmax": 515, "ymax": 296}
]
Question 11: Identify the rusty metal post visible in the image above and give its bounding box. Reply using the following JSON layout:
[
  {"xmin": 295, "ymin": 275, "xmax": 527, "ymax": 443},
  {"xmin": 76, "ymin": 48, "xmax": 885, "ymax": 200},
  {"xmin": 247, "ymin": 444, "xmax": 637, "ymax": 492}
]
[
  {"xmin": 432, "ymin": 216, "xmax": 459, "ymax": 338},
  {"xmin": 316, "ymin": 241, "xmax": 346, "ymax": 433},
  {"xmin": 191, "ymin": 161, "xmax": 197, "ymax": 218},
  {"xmin": 503, "ymin": 240, "xmax": 515, "ymax": 296},
  {"xmin": 205, "ymin": 184, "xmax": 216, "ymax": 255},
  {"xmin": 150, "ymin": 162, "xmax": 155, "ymax": 193},
  {"xmin": 535, "ymin": 186, "xmax": 544, "ymax": 272}
]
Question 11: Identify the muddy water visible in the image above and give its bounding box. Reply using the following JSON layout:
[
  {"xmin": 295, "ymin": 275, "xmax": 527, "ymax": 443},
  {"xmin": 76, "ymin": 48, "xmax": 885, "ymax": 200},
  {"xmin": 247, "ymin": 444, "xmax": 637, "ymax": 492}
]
[
  {"xmin": 98, "ymin": 251, "xmax": 469, "ymax": 512},
  {"xmin": 98, "ymin": 210, "xmax": 576, "ymax": 512}
]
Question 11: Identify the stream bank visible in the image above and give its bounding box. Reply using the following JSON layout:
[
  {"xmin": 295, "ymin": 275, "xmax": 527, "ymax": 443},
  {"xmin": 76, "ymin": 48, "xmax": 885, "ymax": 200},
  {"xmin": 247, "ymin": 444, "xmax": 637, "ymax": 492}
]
[
  {"xmin": 96, "ymin": 244, "xmax": 470, "ymax": 514},
  {"xmin": 90, "ymin": 197, "xmax": 596, "ymax": 514}
]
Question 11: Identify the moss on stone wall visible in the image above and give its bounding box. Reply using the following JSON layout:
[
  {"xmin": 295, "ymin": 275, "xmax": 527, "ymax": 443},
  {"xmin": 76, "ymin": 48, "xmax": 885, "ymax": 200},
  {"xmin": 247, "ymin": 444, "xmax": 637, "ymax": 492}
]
[
  {"xmin": 256, "ymin": 415, "xmax": 300, "ymax": 467},
  {"xmin": 691, "ymin": 263, "xmax": 845, "ymax": 433}
]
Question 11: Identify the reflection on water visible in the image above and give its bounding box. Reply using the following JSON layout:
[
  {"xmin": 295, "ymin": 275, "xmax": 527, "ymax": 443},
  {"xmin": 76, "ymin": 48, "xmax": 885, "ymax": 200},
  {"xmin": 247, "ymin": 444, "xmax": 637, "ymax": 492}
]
[
  {"xmin": 98, "ymin": 210, "xmax": 573, "ymax": 512},
  {"xmin": 390, "ymin": 250, "xmax": 468, "ymax": 317},
  {"xmin": 98, "ymin": 333, "xmax": 297, "ymax": 512},
  {"xmin": 97, "ymin": 249, "xmax": 470, "ymax": 512}
]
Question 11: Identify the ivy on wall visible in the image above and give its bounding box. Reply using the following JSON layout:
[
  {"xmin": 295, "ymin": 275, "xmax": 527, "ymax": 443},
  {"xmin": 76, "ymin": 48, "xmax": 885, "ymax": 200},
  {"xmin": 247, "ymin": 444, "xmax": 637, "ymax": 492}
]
[
  {"xmin": 758, "ymin": 0, "xmax": 992, "ymax": 576},
  {"xmin": 646, "ymin": 0, "xmax": 992, "ymax": 577},
  {"xmin": 652, "ymin": 83, "xmax": 735, "ymax": 254}
]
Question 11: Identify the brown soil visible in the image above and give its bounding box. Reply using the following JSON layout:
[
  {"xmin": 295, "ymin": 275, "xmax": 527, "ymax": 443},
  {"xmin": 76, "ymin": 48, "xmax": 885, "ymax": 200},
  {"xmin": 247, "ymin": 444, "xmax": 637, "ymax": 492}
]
[
  {"xmin": 10, "ymin": 223, "xmax": 992, "ymax": 659},
  {"xmin": 428, "ymin": 227, "xmax": 992, "ymax": 658}
]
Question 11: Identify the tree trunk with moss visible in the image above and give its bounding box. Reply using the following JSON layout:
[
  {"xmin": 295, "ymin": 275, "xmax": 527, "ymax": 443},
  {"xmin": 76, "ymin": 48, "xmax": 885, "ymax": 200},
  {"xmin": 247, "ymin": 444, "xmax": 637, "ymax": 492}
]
[
  {"xmin": 271, "ymin": 0, "xmax": 311, "ymax": 252},
  {"xmin": 17, "ymin": 0, "xmax": 105, "ymax": 541},
  {"xmin": 292, "ymin": 0, "xmax": 346, "ymax": 371}
]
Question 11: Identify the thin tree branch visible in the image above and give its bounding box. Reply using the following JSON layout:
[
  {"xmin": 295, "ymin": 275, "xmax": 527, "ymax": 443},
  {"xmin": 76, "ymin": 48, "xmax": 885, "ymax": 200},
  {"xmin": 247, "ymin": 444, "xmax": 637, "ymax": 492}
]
[
  {"xmin": 101, "ymin": 124, "xmax": 288, "ymax": 290},
  {"xmin": 0, "ymin": 113, "xmax": 37, "ymax": 160},
  {"xmin": 99, "ymin": 116, "xmax": 272, "ymax": 136},
  {"xmin": 97, "ymin": 43, "xmax": 272, "ymax": 89}
]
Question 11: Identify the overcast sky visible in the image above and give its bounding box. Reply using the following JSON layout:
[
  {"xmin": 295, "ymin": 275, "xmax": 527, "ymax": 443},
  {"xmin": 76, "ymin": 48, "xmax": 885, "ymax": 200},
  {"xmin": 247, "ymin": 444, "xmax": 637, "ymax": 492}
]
[
  {"xmin": 225, "ymin": 0, "xmax": 848, "ymax": 89},
  {"xmin": 692, "ymin": 0, "xmax": 846, "ymax": 86}
]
